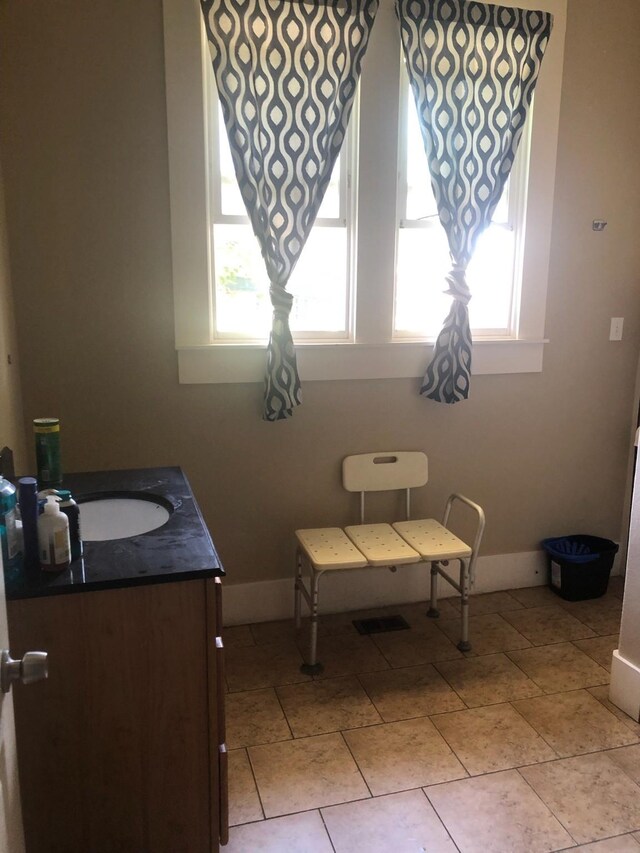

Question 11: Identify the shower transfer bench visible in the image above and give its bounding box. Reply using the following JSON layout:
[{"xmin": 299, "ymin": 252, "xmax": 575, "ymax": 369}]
[{"xmin": 294, "ymin": 452, "xmax": 485, "ymax": 674}]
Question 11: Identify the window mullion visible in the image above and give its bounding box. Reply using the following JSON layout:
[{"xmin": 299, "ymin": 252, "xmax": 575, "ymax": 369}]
[{"xmin": 354, "ymin": 0, "xmax": 401, "ymax": 345}]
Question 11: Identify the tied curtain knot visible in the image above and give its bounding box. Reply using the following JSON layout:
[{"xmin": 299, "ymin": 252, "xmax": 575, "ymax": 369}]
[
  {"xmin": 444, "ymin": 266, "xmax": 471, "ymax": 306},
  {"xmin": 270, "ymin": 283, "xmax": 294, "ymax": 320}
]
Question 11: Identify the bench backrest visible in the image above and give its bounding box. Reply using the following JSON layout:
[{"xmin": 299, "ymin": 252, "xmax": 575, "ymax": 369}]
[{"xmin": 342, "ymin": 452, "xmax": 428, "ymax": 493}]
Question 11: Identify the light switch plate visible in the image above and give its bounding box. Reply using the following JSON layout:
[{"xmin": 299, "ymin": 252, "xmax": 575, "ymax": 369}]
[{"xmin": 610, "ymin": 317, "xmax": 624, "ymax": 341}]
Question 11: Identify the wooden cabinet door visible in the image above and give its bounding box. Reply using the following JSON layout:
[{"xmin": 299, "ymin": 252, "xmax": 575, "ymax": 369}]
[
  {"xmin": 0, "ymin": 555, "xmax": 26, "ymax": 853},
  {"xmin": 9, "ymin": 580, "xmax": 212, "ymax": 853},
  {"xmin": 207, "ymin": 577, "xmax": 227, "ymax": 848}
]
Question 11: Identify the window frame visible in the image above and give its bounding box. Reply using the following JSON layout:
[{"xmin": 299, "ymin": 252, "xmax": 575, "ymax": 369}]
[{"xmin": 163, "ymin": 0, "xmax": 567, "ymax": 385}]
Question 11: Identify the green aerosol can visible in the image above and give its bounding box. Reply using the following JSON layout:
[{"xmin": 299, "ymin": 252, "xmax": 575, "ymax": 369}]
[{"xmin": 33, "ymin": 417, "xmax": 62, "ymax": 486}]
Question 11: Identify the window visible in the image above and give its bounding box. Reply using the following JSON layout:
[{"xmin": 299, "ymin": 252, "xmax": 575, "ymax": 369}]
[
  {"xmin": 394, "ymin": 71, "xmax": 527, "ymax": 340},
  {"xmin": 208, "ymin": 94, "xmax": 356, "ymax": 342},
  {"xmin": 163, "ymin": 0, "xmax": 567, "ymax": 384}
]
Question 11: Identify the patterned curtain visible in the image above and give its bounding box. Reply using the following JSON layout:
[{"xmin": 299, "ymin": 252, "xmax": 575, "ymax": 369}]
[
  {"xmin": 201, "ymin": 0, "xmax": 379, "ymax": 421},
  {"xmin": 396, "ymin": 0, "xmax": 553, "ymax": 403}
]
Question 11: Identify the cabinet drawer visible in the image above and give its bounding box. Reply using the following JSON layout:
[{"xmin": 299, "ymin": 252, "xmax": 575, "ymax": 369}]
[
  {"xmin": 214, "ymin": 576, "xmax": 223, "ymax": 635},
  {"xmin": 206, "ymin": 577, "xmax": 224, "ymax": 637},
  {"xmin": 216, "ymin": 636, "xmax": 226, "ymax": 743},
  {"xmin": 219, "ymin": 743, "xmax": 229, "ymax": 846}
]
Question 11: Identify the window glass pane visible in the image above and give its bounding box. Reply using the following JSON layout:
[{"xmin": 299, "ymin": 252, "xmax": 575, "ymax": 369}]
[
  {"xmin": 467, "ymin": 226, "xmax": 514, "ymax": 330},
  {"xmin": 395, "ymin": 224, "xmax": 514, "ymax": 336},
  {"xmin": 288, "ymin": 227, "xmax": 348, "ymax": 332},
  {"xmin": 217, "ymin": 105, "xmax": 341, "ymax": 220},
  {"xmin": 395, "ymin": 227, "xmax": 450, "ymax": 337},
  {"xmin": 218, "ymin": 109, "xmax": 246, "ymax": 217},
  {"xmin": 405, "ymin": 94, "xmax": 437, "ymax": 221},
  {"xmin": 491, "ymin": 179, "xmax": 509, "ymax": 225},
  {"xmin": 213, "ymin": 224, "xmax": 271, "ymax": 335},
  {"xmin": 213, "ymin": 224, "xmax": 348, "ymax": 336},
  {"xmin": 316, "ymin": 159, "xmax": 341, "ymax": 220}
]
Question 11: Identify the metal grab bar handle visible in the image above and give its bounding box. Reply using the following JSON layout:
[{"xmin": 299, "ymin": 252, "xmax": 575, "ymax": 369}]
[{"xmin": 443, "ymin": 493, "xmax": 486, "ymax": 586}]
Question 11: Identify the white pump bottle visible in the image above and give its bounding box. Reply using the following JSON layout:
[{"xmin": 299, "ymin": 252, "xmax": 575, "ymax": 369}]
[{"xmin": 38, "ymin": 495, "xmax": 71, "ymax": 571}]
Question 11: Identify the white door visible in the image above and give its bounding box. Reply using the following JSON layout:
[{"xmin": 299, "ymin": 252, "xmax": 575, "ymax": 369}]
[{"xmin": 0, "ymin": 554, "xmax": 26, "ymax": 853}]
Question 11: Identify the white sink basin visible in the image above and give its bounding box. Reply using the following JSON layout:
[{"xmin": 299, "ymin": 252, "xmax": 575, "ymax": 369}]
[{"xmin": 79, "ymin": 496, "xmax": 171, "ymax": 541}]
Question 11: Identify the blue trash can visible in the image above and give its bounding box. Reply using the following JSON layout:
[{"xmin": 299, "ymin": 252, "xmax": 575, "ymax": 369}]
[{"xmin": 541, "ymin": 535, "xmax": 618, "ymax": 601}]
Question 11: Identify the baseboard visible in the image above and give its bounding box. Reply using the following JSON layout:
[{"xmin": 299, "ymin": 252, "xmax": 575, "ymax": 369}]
[
  {"xmin": 609, "ymin": 650, "xmax": 640, "ymax": 723},
  {"xmin": 223, "ymin": 549, "xmax": 555, "ymax": 626}
]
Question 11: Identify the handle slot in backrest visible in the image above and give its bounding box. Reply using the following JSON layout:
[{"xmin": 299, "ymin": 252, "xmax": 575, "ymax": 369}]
[{"xmin": 373, "ymin": 456, "xmax": 398, "ymax": 465}]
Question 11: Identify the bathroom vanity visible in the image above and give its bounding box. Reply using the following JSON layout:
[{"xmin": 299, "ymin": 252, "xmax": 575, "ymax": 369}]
[{"xmin": 5, "ymin": 467, "xmax": 227, "ymax": 853}]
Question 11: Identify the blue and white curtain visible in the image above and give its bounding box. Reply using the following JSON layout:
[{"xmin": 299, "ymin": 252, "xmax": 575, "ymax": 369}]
[
  {"xmin": 396, "ymin": 0, "xmax": 553, "ymax": 403},
  {"xmin": 201, "ymin": 0, "xmax": 379, "ymax": 420}
]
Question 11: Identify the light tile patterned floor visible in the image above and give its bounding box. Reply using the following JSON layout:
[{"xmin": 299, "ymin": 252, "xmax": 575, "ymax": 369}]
[{"xmin": 224, "ymin": 578, "xmax": 640, "ymax": 852}]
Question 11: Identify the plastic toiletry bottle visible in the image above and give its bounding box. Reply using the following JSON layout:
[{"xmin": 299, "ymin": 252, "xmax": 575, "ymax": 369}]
[
  {"xmin": 18, "ymin": 477, "xmax": 39, "ymax": 572},
  {"xmin": 33, "ymin": 417, "xmax": 62, "ymax": 486},
  {"xmin": 38, "ymin": 495, "xmax": 70, "ymax": 572},
  {"xmin": 56, "ymin": 490, "xmax": 82, "ymax": 561},
  {"xmin": 0, "ymin": 475, "xmax": 22, "ymax": 577}
]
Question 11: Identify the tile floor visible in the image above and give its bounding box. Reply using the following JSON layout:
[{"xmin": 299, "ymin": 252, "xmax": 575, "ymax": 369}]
[{"xmin": 223, "ymin": 576, "xmax": 640, "ymax": 852}]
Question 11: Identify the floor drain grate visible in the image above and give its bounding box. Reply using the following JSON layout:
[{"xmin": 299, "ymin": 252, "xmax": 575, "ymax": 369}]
[{"xmin": 352, "ymin": 615, "xmax": 410, "ymax": 635}]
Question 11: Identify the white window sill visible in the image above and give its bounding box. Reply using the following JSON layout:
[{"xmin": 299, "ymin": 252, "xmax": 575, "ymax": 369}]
[{"xmin": 177, "ymin": 339, "xmax": 548, "ymax": 384}]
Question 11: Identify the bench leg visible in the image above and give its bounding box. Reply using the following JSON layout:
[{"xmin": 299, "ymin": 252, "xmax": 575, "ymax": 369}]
[
  {"xmin": 294, "ymin": 547, "xmax": 303, "ymax": 629},
  {"xmin": 427, "ymin": 561, "xmax": 440, "ymax": 617},
  {"xmin": 457, "ymin": 558, "xmax": 472, "ymax": 652},
  {"xmin": 301, "ymin": 568, "xmax": 324, "ymax": 676}
]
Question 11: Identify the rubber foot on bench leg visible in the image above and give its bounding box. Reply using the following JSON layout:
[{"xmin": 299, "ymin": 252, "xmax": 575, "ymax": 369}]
[
  {"xmin": 427, "ymin": 607, "xmax": 440, "ymax": 618},
  {"xmin": 457, "ymin": 640, "xmax": 472, "ymax": 652},
  {"xmin": 300, "ymin": 662, "xmax": 323, "ymax": 676}
]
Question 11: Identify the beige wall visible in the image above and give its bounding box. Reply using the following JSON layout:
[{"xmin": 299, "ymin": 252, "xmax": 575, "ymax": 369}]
[
  {"xmin": 1, "ymin": 0, "xmax": 639, "ymax": 586},
  {"xmin": 0, "ymin": 165, "xmax": 26, "ymax": 473}
]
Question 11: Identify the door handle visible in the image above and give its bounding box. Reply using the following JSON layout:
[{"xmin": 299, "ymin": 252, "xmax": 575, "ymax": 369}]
[{"xmin": 1, "ymin": 648, "xmax": 48, "ymax": 694}]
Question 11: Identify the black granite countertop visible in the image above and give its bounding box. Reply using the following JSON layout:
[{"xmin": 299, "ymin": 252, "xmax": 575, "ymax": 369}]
[{"xmin": 5, "ymin": 467, "xmax": 224, "ymax": 600}]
